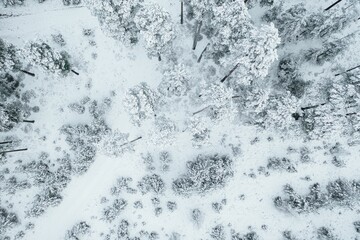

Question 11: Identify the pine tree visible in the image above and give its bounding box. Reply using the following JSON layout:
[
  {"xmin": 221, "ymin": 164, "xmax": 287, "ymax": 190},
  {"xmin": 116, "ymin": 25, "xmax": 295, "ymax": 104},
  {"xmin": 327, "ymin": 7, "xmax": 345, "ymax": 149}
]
[
  {"xmin": 124, "ymin": 82, "xmax": 160, "ymax": 126},
  {"xmin": 85, "ymin": 0, "xmax": 143, "ymax": 46},
  {"xmin": 135, "ymin": 3, "xmax": 176, "ymax": 60},
  {"xmin": 158, "ymin": 63, "xmax": 190, "ymax": 97},
  {"xmin": 0, "ymin": 38, "xmax": 22, "ymax": 74},
  {"xmin": 24, "ymin": 41, "xmax": 71, "ymax": 75},
  {"xmin": 0, "ymin": 101, "xmax": 24, "ymax": 132}
]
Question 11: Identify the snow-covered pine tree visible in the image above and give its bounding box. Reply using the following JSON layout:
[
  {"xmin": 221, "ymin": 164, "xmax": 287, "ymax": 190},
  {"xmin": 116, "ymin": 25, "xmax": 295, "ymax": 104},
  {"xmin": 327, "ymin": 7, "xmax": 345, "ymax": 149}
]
[
  {"xmin": 148, "ymin": 116, "xmax": 178, "ymax": 146},
  {"xmin": 85, "ymin": 0, "xmax": 143, "ymax": 46},
  {"xmin": 124, "ymin": 82, "xmax": 160, "ymax": 126},
  {"xmin": 135, "ymin": 3, "xmax": 176, "ymax": 60},
  {"xmin": 0, "ymin": 101, "xmax": 24, "ymax": 132},
  {"xmin": 0, "ymin": 38, "xmax": 22, "ymax": 75},
  {"xmin": 24, "ymin": 41, "xmax": 71, "ymax": 75},
  {"xmin": 100, "ymin": 130, "xmax": 141, "ymax": 157},
  {"xmin": 158, "ymin": 63, "xmax": 191, "ymax": 97}
]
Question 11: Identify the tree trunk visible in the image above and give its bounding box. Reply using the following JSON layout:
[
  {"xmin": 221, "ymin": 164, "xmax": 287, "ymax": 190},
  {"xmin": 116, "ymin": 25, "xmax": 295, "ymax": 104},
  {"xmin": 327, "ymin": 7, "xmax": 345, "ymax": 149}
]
[
  {"xmin": 324, "ymin": 0, "xmax": 343, "ymax": 11},
  {"xmin": 119, "ymin": 136, "xmax": 142, "ymax": 148},
  {"xmin": 71, "ymin": 69, "xmax": 79, "ymax": 75},
  {"xmin": 0, "ymin": 148, "xmax": 28, "ymax": 154},
  {"xmin": 19, "ymin": 69, "xmax": 35, "ymax": 77},
  {"xmin": 301, "ymin": 102, "xmax": 327, "ymax": 111},
  {"xmin": 180, "ymin": 1, "xmax": 184, "ymax": 24},
  {"xmin": 335, "ymin": 64, "xmax": 360, "ymax": 76},
  {"xmin": 0, "ymin": 141, "xmax": 12, "ymax": 145},
  {"xmin": 23, "ymin": 120, "xmax": 35, "ymax": 123},
  {"xmin": 158, "ymin": 53, "xmax": 162, "ymax": 61},
  {"xmin": 197, "ymin": 43, "xmax": 209, "ymax": 63},
  {"xmin": 193, "ymin": 105, "xmax": 210, "ymax": 115},
  {"xmin": 192, "ymin": 20, "xmax": 202, "ymax": 50},
  {"xmin": 220, "ymin": 63, "xmax": 240, "ymax": 83}
]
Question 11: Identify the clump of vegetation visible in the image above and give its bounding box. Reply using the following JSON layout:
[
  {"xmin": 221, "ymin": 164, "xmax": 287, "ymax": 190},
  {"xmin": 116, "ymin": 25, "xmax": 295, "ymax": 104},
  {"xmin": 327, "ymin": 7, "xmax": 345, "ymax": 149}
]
[
  {"xmin": 267, "ymin": 157, "xmax": 296, "ymax": 173},
  {"xmin": 103, "ymin": 198, "xmax": 127, "ymax": 222},
  {"xmin": 65, "ymin": 221, "xmax": 90, "ymax": 240},
  {"xmin": 137, "ymin": 174, "xmax": 165, "ymax": 195},
  {"xmin": 274, "ymin": 179, "xmax": 360, "ymax": 214},
  {"xmin": 172, "ymin": 154, "xmax": 233, "ymax": 195},
  {"xmin": 0, "ymin": 207, "xmax": 19, "ymax": 235}
]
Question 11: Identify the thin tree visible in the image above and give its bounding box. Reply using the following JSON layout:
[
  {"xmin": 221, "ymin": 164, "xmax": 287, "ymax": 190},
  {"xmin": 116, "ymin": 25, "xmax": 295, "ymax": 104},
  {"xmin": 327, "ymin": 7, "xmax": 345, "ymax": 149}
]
[
  {"xmin": 118, "ymin": 136, "xmax": 142, "ymax": 148},
  {"xmin": 0, "ymin": 141, "xmax": 12, "ymax": 145},
  {"xmin": 19, "ymin": 69, "xmax": 35, "ymax": 77},
  {"xmin": 71, "ymin": 69, "xmax": 79, "ymax": 75},
  {"xmin": 301, "ymin": 102, "xmax": 327, "ymax": 111},
  {"xmin": 23, "ymin": 120, "xmax": 35, "ymax": 123},
  {"xmin": 335, "ymin": 64, "xmax": 360, "ymax": 76},
  {"xmin": 220, "ymin": 63, "xmax": 240, "ymax": 83},
  {"xmin": 180, "ymin": 0, "xmax": 184, "ymax": 24},
  {"xmin": 192, "ymin": 21, "xmax": 202, "ymax": 50},
  {"xmin": 197, "ymin": 43, "xmax": 209, "ymax": 63},
  {"xmin": 0, "ymin": 148, "xmax": 28, "ymax": 154},
  {"xmin": 324, "ymin": 0, "xmax": 343, "ymax": 11}
]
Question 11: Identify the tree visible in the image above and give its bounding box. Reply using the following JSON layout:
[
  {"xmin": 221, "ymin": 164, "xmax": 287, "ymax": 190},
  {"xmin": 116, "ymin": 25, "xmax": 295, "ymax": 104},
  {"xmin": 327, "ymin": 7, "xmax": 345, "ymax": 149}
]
[
  {"xmin": 137, "ymin": 174, "xmax": 165, "ymax": 194},
  {"xmin": 219, "ymin": 23, "xmax": 280, "ymax": 85},
  {"xmin": 135, "ymin": 3, "xmax": 176, "ymax": 60},
  {"xmin": 85, "ymin": 0, "xmax": 143, "ymax": 46},
  {"xmin": 0, "ymin": 38, "xmax": 21, "ymax": 74},
  {"xmin": 172, "ymin": 154, "xmax": 233, "ymax": 195},
  {"xmin": 124, "ymin": 82, "xmax": 160, "ymax": 126},
  {"xmin": 148, "ymin": 116, "xmax": 178, "ymax": 146},
  {"xmin": 0, "ymin": 73, "xmax": 20, "ymax": 101},
  {"xmin": 0, "ymin": 101, "xmax": 25, "ymax": 132},
  {"xmin": 24, "ymin": 41, "xmax": 71, "ymax": 75},
  {"xmin": 158, "ymin": 63, "xmax": 191, "ymax": 97},
  {"xmin": 100, "ymin": 130, "xmax": 141, "ymax": 157}
]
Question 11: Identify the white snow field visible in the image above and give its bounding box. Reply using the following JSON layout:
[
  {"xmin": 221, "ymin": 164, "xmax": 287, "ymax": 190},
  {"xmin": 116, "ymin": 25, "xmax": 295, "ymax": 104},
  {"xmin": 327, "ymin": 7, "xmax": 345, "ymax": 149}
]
[{"xmin": 1, "ymin": 0, "xmax": 360, "ymax": 240}]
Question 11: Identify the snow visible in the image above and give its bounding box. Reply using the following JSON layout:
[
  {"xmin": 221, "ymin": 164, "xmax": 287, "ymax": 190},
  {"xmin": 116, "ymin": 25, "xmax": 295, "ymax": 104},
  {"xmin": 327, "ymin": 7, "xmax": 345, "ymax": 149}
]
[{"xmin": 1, "ymin": 0, "xmax": 360, "ymax": 240}]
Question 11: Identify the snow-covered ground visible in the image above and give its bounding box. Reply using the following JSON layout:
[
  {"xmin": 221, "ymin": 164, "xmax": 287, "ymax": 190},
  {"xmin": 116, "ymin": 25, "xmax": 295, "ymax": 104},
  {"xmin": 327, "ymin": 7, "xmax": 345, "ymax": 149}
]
[{"xmin": 1, "ymin": 0, "xmax": 360, "ymax": 240}]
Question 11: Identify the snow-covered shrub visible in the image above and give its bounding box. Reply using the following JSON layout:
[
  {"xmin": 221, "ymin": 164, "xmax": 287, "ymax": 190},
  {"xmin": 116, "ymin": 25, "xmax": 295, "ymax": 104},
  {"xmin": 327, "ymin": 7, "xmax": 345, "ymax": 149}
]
[
  {"xmin": 210, "ymin": 225, "xmax": 225, "ymax": 240},
  {"xmin": 353, "ymin": 221, "xmax": 360, "ymax": 233},
  {"xmin": 275, "ymin": 179, "xmax": 360, "ymax": 214},
  {"xmin": 117, "ymin": 219, "xmax": 130, "ymax": 239},
  {"xmin": 24, "ymin": 41, "xmax": 71, "ymax": 75},
  {"xmin": 167, "ymin": 201, "xmax": 177, "ymax": 211},
  {"xmin": 0, "ymin": 74, "xmax": 19, "ymax": 101},
  {"xmin": 124, "ymin": 82, "xmax": 160, "ymax": 126},
  {"xmin": 61, "ymin": 120, "xmax": 109, "ymax": 174},
  {"xmin": 0, "ymin": 207, "xmax": 19, "ymax": 235},
  {"xmin": 0, "ymin": 101, "xmax": 24, "ymax": 132},
  {"xmin": 317, "ymin": 227, "xmax": 338, "ymax": 240},
  {"xmin": 137, "ymin": 174, "xmax": 165, "ymax": 194},
  {"xmin": 158, "ymin": 63, "xmax": 190, "ymax": 97},
  {"xmin": 28, "ymin": 186, "xmax": 63, "ymax": 217},
  {"xmin": 282, "ymin": 231, "xmax": 299, "ymax": 240},
  {"xmin": 65, "ymin": 221, "xmax": 91, "ymax": 240},
  {"xmin": 2, "ymin": 0, "xmax": 25, "ymax": 7},
  {"xmin": 68, "ymin": 102, "xmax": 85, "ymax": 114},
  {"xmin": 187, "ymin": 117, "xmax": 211, "ymax": 148},
  {"xmin": 191, "ymin": 208, "xmax": 203, "ymax": 226},
  {"xmin": 63, "ymin": 0, "xmax": 81, "ymax": 5},
  {"xmin": 111, "ymin": 177, "xmax": 134, "ymax": 195},
  {"xmin": 3, "ymin": 176, "xmax": 31, "ymax": 194},
  {"xmin": 159, "ymin": 151, "xmax": 172, "ymax": 172},
  {"xmin": 172, "ymin": 154, "xmax": 233, "ymax": 195},
  {"xmin": 51, "ymin": 33, "xmax": 66, "ymax": 46},
  {"xmin": 85, "ymin": 0, "xmax": 143, "ymax": 46},
  {"xmin": 231, "ymin": 230, "xmax": 260, "ymax": 240},
  {"xmin": 267, "ymin": 157, "xmax": 296, "ymax": 173},
  {"xmin": 0, "ymin": 38, "xmax": 21, "ymax": 74},
  {"xmin": 103, "ymin": 198, "xmax": 127, "ymax": 222},
  {"xmin": 135, "ymin": 3, "xmax": 176, "ymax": 60}
]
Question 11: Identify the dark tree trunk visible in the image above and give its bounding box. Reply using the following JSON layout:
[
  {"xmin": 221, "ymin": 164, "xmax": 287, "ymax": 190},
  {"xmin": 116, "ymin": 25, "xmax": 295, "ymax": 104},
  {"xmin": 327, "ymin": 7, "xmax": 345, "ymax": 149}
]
[
  {"xmin": 0, "ymin": 148, "xmax": 28, "ymax": 154},
  {"xmin": 192, "ymin": 20, "xmax": 202, "ymax": 50},
  {"xmin": 324, "ymin": 0, "xmax": 343, "ymax": 11},
  {"xmin": 158, "ymin": 53, "xmax": 162, "ymax": 61},
  {"xmin": 220, "ymin": 63, "xmax": 240, "ymax": 83},
  {"xmin": 0, "ymin": 141, "xmax": 12, "ymax": 145},
  {"xmin": 193, "ymin": 106, "xmax": 210, "ymax": 115},
  {"xmin": 71, "ymin": 69, "xmax": 79, "ymax": 75},
  {"xmin": 19, "ymin": 69, "xmax": 35, "ymax": 77},
  {"xmin": 335, "ymin": 64, "xmax": 360, "ymax": 76},
  {"xmin": 301, "ymin": 103, "xmax": 327, "ymax": 111},
  {"xmin": 23, "ymin": 120, "xmax": 35, "ymax": 123},
  {"xmin": 181, "ymin": 1, "xmax": 184, "ymax": 24},
  {"xmin": 197, "ymin": 43, "xmax": 209, "ymax": 63}
]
